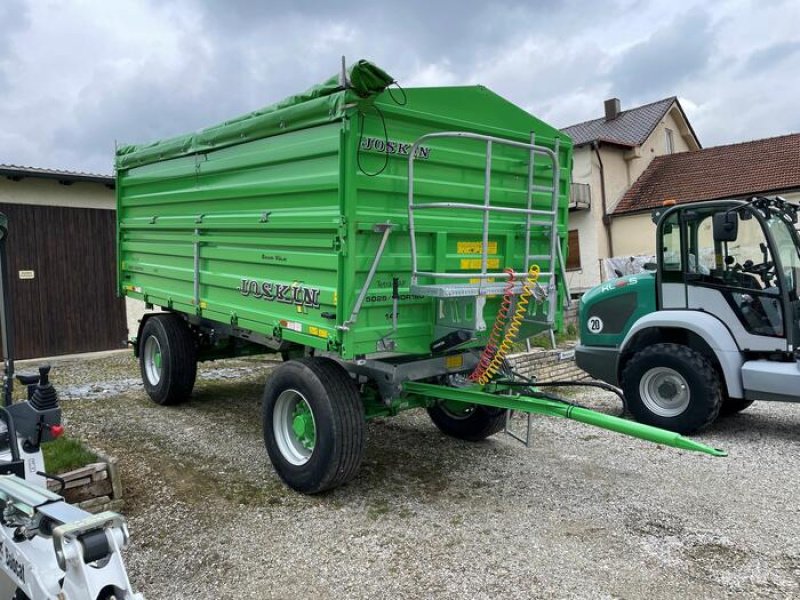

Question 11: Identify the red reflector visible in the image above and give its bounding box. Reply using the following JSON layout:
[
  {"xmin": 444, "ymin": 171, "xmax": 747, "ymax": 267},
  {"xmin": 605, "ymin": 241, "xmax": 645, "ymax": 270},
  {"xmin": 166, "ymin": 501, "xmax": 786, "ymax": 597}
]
[
  {"xmin": 50, "ymin": 424, "xmax": 64, "ymax": 438},
  {"xmin": 279, "ymin": 320, "xmax": 288, "ymax": 327},
  {"xmin": 615, "ymin": 280, "xmax": 628, "ymax": 288}
]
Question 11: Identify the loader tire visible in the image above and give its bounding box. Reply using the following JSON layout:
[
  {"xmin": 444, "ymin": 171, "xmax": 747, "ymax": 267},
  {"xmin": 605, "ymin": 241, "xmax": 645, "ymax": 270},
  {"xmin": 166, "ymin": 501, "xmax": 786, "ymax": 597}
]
[
  {"xmin": 719, "ymin": 396, "xmax": 755, "ymax": 416},
  {"xmin": 139, "ymin": 314, "xmax": 197, "ymax": 406},
  {"xmin": 262, "ymin": 357, "xmax": 365, "ymax": 494},
  {"xmin": 621, "ymin": 343, "xmax": 722, "ymax": 434},
  {"xmin": 427, "ymin": 402, "xmax": 507, "ymax": 442}
]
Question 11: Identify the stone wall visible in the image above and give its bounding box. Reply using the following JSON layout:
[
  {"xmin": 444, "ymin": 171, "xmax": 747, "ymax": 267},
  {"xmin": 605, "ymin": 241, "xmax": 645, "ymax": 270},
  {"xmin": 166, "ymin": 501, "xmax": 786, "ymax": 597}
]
[
  {"xmin": 47, "ymin": 450, "xmax": 124, "ymax": 513},
  {"xmin": 507, "ymin": 343, "xmax": 589, "ymax": 382},
  {"xmin": 563, "ymin": 302, "xmax": 579, "ymax": 326}
]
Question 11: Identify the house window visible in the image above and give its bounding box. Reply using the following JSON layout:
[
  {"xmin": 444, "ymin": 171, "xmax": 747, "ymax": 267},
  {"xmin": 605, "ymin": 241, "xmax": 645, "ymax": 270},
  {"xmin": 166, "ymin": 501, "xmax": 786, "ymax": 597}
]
[
  {"xmin": 665, "ymin": 128, "xmax": 675, "ymax": 154},
  {"xmin": 566, "ymin": 230, "xmax": 581, "ymax": 271}
]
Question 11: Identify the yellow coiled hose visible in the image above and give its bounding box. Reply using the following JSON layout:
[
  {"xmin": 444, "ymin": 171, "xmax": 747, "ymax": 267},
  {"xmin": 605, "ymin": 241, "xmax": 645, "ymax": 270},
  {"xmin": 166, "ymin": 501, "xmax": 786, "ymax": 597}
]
[{"xmin": 477, "ymin": 265, "xmax": 540, "ymax": 384}]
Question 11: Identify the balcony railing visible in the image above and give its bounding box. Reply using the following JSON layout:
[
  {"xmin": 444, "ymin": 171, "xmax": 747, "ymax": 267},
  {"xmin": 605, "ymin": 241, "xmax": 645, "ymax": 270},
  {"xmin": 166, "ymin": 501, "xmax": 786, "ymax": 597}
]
[{"xmin": 569, "ymin": 182, "xmax": 591, "ymax": 210}]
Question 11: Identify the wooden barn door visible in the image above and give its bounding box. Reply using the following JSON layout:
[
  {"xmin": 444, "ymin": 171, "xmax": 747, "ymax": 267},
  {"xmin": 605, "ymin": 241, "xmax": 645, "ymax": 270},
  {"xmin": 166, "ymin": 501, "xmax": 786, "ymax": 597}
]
[{"xmin": 0, "ymin": 203, "xmax": 126, "ymax": 359}]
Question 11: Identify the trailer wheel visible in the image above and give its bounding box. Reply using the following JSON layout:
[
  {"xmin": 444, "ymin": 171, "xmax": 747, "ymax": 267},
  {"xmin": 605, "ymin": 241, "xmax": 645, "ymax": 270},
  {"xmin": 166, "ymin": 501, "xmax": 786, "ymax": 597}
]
[
  {"xmin": 719, "ymin": 397, "xmax": 755, "ymax": 416},
  {"xmin": 427, "ymin": 401, "xmax": 507, "ymax": 442},
  {"xmin": 139, "ymin": 314, "xmax": 197, "ymax": 406},
  {"xmin": 621, "ymin": 343, "xmax": 721, "ymax": 434},
  {"xmin": 262, "ymin": 357, "xmax": 364, "ymax": 494}
]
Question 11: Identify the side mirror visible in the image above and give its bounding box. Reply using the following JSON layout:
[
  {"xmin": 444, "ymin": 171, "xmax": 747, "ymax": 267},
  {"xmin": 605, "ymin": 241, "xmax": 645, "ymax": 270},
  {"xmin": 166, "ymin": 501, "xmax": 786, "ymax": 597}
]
[{"xmin": 713, "ymin": 212, "xmax": 738, "ymax": 242}]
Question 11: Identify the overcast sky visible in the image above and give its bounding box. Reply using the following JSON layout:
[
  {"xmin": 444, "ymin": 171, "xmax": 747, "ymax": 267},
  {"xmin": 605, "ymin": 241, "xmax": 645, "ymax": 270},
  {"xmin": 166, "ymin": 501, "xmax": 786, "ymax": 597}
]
[{"xmin": 1, "ymin": 0, "xmax": 798, "ymax": 175}]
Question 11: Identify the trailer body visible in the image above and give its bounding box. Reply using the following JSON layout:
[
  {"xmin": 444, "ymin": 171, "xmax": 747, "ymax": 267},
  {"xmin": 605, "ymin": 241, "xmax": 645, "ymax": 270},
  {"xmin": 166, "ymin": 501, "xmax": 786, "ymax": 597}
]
[
  {"xmin": 117, "ymin": 62, "xmax": 724, "ymax": 494},
  {"xmin": 116, "ymin": 64, "xmax": 572, "ymax": 359}
]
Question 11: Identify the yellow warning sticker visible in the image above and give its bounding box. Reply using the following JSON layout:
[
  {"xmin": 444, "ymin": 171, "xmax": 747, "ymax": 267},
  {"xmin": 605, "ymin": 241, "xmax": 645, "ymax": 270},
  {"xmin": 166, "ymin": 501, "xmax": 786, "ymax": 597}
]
[
  {"xmin": 457, "ymin": 241, "xmax": 498, "ymax": 255},
  {"xmin": 445, "ymin": 354, "xmax": 463, "ymax": 370},
  {"xmin": 460, "ymin": 258, "xmax": 500, "ymax": 270}
]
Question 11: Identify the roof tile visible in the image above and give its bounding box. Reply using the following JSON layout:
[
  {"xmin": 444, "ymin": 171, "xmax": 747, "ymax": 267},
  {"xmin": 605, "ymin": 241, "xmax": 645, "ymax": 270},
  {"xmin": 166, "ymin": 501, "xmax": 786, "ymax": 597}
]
[
  {"xmin": 561, "ymin": 97, "xmax": 676, "ymax": 147},
  {"xmin": 0, "ymin": 164, "xmax": 113, "ymax": 184},
  {"xmin": 613, "ymin": 133, "xmax": 800, "ymax": 214}
]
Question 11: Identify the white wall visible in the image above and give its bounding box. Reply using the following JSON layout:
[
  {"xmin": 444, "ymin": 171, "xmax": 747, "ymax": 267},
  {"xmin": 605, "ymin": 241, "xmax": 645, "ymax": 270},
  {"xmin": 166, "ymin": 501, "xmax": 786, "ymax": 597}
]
[
  {"xmin": 610, "ymin": 189, "xmax": 800, "ymax": 259},
  {"xmin": 0, "ymin": 177, "xmax": 114, "ymax": 210},
  {"xmin": 567, "ymin": 103, "xmax": 699, "ymax": 293},
  {"xmin": 565, "ymin": 146, "xmax": 604, "ymax": 293}
]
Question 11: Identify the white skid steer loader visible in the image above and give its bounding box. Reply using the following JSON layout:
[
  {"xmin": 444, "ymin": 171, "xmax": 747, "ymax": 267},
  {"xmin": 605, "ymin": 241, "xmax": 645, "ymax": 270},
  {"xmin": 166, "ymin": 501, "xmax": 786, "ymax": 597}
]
[{"xmin": 0, "ymin": 214, "xmax": 142, "ymax": 600}]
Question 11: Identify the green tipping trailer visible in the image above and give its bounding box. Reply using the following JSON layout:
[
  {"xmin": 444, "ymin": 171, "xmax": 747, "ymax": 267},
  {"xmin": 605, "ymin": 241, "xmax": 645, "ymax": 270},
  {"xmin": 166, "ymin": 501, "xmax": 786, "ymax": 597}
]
[{"xmin": 117, "ymin": 60, "xmax": 723, "ymax": 494}]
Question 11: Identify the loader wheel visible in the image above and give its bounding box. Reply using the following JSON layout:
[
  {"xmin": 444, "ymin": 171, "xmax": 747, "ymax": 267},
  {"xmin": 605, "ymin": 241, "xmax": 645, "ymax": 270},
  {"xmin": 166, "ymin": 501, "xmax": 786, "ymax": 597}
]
[
  {"xmin": 427, "ymin": 401, "xmax": 507, "ymax": 442},
  {"xmin": 719, "ymin": 396, "xmax": 755, "ymax": 416},
  {"xmin": 262, "ymin": 357, "xmax": 365, "ymax": 494},
  {"xmin": 139, "ymin": 314, "xmax": 197, "ymax": 406},
  {"xmin": 621, "ymin": 343, "xmax": 722, "ymax": 434}
]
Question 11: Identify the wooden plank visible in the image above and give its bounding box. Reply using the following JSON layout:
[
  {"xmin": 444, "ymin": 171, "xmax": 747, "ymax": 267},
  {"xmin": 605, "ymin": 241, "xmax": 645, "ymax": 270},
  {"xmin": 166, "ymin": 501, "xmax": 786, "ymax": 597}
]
[
  {"xmin": 0, "ymin": 203, "xmax": 127, "ymax": 358},
  {"xmin": 0, "ymin": 204, "xmax": 45, "ymax": 359},
  {"xmin": 63, "ymin": 479, "xmax": 113, "ymax": 503}
]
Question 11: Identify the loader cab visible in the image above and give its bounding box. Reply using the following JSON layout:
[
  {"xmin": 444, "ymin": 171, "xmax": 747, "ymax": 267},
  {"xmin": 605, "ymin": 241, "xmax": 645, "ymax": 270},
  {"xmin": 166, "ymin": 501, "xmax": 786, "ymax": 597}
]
[{"xmin": 653, "ymin": 197, "xmax": 800, "ymax": 354}]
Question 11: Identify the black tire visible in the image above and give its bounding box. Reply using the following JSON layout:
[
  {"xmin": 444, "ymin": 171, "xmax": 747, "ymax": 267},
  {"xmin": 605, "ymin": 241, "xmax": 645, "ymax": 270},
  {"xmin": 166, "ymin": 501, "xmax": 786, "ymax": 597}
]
[
  {"xmin": 427, "ymin": 402, "xmax": 507, "ymax": 442},
  {"xmin": 139, "ymin": 314, "xmax": 197, "ymax": 406},
  {"xmin": 719, "ymin": 396, "xmax": 755, "ymax": 416},
  {"xmin": 621, "ymin": 343, "xmax": 722, "ymax": 434},
  {"xmin": 262, "ymin": 357, "xmax": 365, "ymax": 494}
]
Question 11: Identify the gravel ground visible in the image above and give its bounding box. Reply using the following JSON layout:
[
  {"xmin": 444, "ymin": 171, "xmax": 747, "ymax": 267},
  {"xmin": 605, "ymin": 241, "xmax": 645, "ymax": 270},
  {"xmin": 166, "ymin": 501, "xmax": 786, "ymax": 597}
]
[{"xmin": 26, "ymin": 351, "xmax": 800, "ymax": 599}]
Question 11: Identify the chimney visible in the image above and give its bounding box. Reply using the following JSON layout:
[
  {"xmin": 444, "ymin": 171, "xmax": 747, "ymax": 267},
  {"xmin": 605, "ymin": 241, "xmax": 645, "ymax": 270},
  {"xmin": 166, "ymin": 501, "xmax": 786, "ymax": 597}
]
[{"xmin": 604, "ymin": 98, "xmax": 621, "ymax": 121}]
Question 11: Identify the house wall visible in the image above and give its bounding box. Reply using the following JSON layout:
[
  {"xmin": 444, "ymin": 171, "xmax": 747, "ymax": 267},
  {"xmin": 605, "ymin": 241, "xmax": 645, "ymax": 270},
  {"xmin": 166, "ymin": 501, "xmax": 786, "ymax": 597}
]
[
  {"xmin": 567, "ymin": 104, "xmax": 697, "ymax": 293},
  {"xmin": 621, "ymin": 107, "xmax": 696, "ymax": 204},
  {"xmin": 0, "ymin": 177, "xmax": 114, "ymax": 210},
  {"xmin": 565, "ymin": 147, "xmax": 605, "ymax": 293},
  {"xmin": 0, "ymin": 177, "xmax": 147, "ymax": 342},
  {"xmin": 610, "ymin": 188, "xmax": 800, "ymax": 259},
  {"xmin": 610, "ymin": 213, "xmax": 654, "ymax": 257}
]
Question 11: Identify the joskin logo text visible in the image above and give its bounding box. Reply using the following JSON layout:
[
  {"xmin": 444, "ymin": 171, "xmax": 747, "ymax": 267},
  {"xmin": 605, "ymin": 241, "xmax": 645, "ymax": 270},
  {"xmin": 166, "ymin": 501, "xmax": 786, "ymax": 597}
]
[
  {"xmin": 360, "ymin": 137, "xmax": 431, "ymax": 159},
  {"xmin": 238, "ymin": 279, "xmax": 320, "ymax": 309}
]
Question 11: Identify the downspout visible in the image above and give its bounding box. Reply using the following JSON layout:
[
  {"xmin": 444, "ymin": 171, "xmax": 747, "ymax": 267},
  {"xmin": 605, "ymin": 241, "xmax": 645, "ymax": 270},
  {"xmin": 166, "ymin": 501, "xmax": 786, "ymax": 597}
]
[{"xmin": 592, "ymin": 141, "xmax": 614, "ymax": 258}]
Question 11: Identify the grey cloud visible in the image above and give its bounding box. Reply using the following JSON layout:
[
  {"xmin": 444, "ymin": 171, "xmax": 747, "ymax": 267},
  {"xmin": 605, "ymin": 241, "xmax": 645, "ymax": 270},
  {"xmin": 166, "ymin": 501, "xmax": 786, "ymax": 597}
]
[
  {"xmin": 3, "ymin": 0, "xmax": 800, "ymax": 174},
  {"xmin": 741, "ymin": 41, "xmax": 800, "ymax": 74},
  {"xmin": 608, "ymin": 8, "xmax": 714, "ymax": 101},
  {"xmin": 0, "ymin": 0, "xmax": 31, "ymax": 92},
  {"xmin": 181, "ymin": 0, "xmax": 602, "ymax": 80},
  {"xmin": 0, "ymin": 0, "xmax": 28, "ymax": 55}
]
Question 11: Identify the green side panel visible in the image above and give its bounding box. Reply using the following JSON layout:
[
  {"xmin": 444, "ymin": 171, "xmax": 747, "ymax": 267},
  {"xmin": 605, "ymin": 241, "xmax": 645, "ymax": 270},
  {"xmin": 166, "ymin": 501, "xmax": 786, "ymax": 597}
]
[
  {"xmin": 118, "ymin": 122, "xmax": 345, "ymax": 353},
  {"xmin": 578, "ymin": 272, "xmax": 657, "ymax": 347}
]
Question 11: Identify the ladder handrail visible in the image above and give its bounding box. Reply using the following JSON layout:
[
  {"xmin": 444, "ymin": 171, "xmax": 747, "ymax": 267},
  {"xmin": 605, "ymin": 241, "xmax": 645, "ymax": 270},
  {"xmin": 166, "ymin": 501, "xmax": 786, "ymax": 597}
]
[{"xmin": 407, "ymin": 131, "xmax": 560, "ymax": 292}]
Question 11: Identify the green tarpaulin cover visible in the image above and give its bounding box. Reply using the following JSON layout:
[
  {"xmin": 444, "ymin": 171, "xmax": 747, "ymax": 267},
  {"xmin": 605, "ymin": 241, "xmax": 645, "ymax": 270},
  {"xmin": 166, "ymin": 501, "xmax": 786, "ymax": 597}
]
[{"xmin": 116, "ymin": 60, "xmax": 393, "ymax": 170}]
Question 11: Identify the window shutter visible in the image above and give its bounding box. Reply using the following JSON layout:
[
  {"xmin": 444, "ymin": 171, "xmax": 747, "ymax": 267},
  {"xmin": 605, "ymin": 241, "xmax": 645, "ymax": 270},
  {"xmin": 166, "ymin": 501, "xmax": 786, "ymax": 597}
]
[{"xmin": 566, "ymin": 230, "xmax": 581, "ymax": 271}]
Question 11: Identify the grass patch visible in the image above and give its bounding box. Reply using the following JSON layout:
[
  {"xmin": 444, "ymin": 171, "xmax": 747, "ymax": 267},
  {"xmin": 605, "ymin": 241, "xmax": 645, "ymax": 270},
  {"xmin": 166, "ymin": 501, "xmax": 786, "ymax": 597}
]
[{"xmin": 42, "ymin": 436, "xmax": 98, "ymax": 474}]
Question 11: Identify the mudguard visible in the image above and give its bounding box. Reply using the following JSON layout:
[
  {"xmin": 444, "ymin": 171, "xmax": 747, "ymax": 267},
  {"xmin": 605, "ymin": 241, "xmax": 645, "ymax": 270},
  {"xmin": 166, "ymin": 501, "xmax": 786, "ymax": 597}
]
[{"xmin": 619, "ymin": 311, "xmax": 745, "ymax": 398}]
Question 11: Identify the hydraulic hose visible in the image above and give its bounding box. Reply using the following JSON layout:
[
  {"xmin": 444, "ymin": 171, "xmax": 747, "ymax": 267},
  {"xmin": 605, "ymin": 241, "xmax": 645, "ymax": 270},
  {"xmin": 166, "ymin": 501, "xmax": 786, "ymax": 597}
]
[
  {"xmin": 469, "ymin": 269, "xmax": 516, "ymax": 382},
  {"xmin": 477, "ymin": 265, "xmax": 541, "ymax": 384}
]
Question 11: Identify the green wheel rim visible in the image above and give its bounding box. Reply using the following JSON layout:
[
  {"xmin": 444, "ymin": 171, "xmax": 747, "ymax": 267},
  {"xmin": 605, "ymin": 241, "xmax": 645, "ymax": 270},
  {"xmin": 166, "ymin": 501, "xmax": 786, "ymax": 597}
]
[
  {"xmin": 439, "ymin": 400, "xmax": 476, "ymax": 420},
  {"xmin": 274, "ymin": 389, "xmax": 317, "ymax": 465},
  {"xmin": 143, "ymin": 336, "xmax": 163, "ymax": 385}
]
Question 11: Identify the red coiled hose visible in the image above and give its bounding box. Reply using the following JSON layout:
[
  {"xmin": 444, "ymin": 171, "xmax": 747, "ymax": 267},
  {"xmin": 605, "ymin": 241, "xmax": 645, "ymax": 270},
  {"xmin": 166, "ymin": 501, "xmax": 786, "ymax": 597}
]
[{"xmin": 469, "ymin": 269, "xmax": 516, "ymax": 382}]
